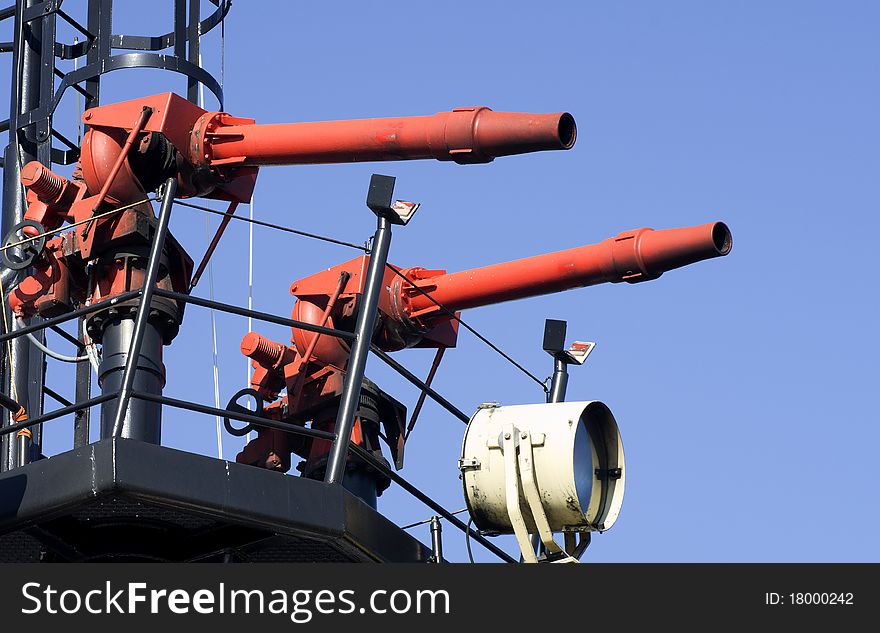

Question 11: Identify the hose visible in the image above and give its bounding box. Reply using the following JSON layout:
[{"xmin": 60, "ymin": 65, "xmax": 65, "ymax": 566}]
[
  {"xmin": 4, "ymin": 269, "xmax": 89, "ymax": 363},
  {"xmin": 0, "ymin": 391, "xmax": 27, "ymax": 423},
  {"xmin": 25, "ymin": 331, "xmax": 89, "ymax": 363}
]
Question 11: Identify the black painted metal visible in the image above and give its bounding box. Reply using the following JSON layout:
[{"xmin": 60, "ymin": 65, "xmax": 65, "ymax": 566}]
[
  {"xmin": 548, "ymin": 357, "xmax": 568, "ymax": 404},
  {"xmin": 113, "ymin": 1, "xmax": 228, "ymax": 53},
  {"xmin": 544, "ymin": 319, "xmax": 570, "ymax": 403},
  {"xmin": 84, "ymin": 0, "xmax": 109, "ymax": 110},
  {"xmin": 0, "ymin": 228, "xmax": 513, "ymax": 559},
  {"xmin": 0, "ymin": 393, "xmax": 114, "ymax": 437},
  {"xmin": 325, "ymin": 214, "xmax": 393, "ymax": 486},
  {"xmin": 107, "ymin": 178, "xmax": 176, "ymax": 440},
  {"xmin": 370, "ymin": 346, "xmax": 471, "ymax": 424},
  {"xmin": 0, "ymin": 251, "xmax": 514, "ymax": 561},
  {"xmin": 2, "ymin": 0, "xmax": 229, "ymax": 472},
  {"xmin": 0, "ymin": 2, "xmax": 524, "ymax": 564},
  {"xmin": 2, "ymin": 0, "xmax": 47, "ymax": 472},
  {"xmin": 152, "ymin": 290, "xmax": 468, "ymax": 431},
  {"xmin": 131, "ymin": 390, "xmax": 338, "ymax": 443},
  {"xmin": 100, "ymin": 317, "xmax": 165, "ymax": 443},
  {"xmin": 43, "ymin": 385, "xmax": 71, "ymax": 407},
  {"xmin": 0, "ymin": 438, "xmax": 431, "ymax": 562},
  {"xmin": 348, "ymin": 443, "xmax": 517, "ymax": 563},
  {"xmin": 125, "ymin": 393, "xmax": 513, "ymax": 563},
  {"xmin": 47, "ymin": 52, "xmax": 224, "ymax": 120},
  {"xmin": 430, "ymin": 516, "xmax": 443, "ymax": 563},
  {"xmin": 48, "ymin": 323, "xmax": 82, "ymax": 348},
  {"xmin": 173, "ymin": 0, "xmax": 186, "ymax": 60},
  {"xmin": 0, "ymin": 290, "xmax": 141, "ymax": 345},
  {"xmin": 15, "ymin": 426, "xmax": 29, "ymax": 466},
  {"xmin": 3, "ymin": 0, "xmax": 230, "ymax": 168},
  {"xmin": 73, "ymin": 317, "xmax": 90, "ymax": 447},
  {"xmin": 187, "ymin": 0, "xmax": 199, "ymax": 103},
  {"xmin": 153, "ymin": 287, "xmax": 356, "ymax": 342}
]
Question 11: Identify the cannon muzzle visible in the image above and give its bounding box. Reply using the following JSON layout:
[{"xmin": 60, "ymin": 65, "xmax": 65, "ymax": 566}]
[
  {"xmin": 206, "ymin": 107, "xmax": 576, "ymax": 166},
  {"xmin": 398, "ymin": 221, "xmax": 732, "ymax": 324}
]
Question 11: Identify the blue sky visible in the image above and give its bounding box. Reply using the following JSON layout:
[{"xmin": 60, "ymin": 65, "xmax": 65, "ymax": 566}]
[{"xmin": 3, "ymin": 1, "xmax": 878, "ymax": 562}]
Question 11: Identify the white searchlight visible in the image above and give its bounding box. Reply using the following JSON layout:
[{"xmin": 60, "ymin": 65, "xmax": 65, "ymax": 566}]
[{"xmin": 459, "ymin": 401, "xmax": 625, "ymax": 563}]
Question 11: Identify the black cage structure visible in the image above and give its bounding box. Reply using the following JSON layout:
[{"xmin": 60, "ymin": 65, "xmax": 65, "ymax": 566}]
[
  {"xmin": 0, "ymin": 1, "xmax": 533, "ymax": 563},
  {"xmin": 2, "ymin": 0, "xmax": 231, "ymax": 470}
]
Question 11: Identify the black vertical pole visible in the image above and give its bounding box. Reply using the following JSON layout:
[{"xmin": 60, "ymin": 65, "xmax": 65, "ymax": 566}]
[
  {"xmin": 324, "ymin": 176, "xmax": 399, "ymax": 485},
  {"xmin": 187, "ymin": 0, "xmax": 200, "ymax": 103},
  {"xmin": 85, "ymin": 0, "xmax": 112, "ymax": 111},
  {"xmin": 532, "ymin": 319, "xmax": 572, "ymax": 558},
  {"xmin": 548, "ymin": 357, "xmax": 569, "ymax": 404},
  {"xmin": 108, "ymin": 178, "xmax": 177, "ymax": 440},
  {"xmin": 16, "ymin": 429, "xmax": 30, "ymax": 467},
  {"xmin": 543, "ymin": 318, "xmax": 570, "ymax": 404},
  {"xmin": 73, "ymin": 317, "xmax": 91, "ymax": 447},
  {"xmin": 34, "ymin": 0, "xmax": 56, "ymax": 166},
  {"xmin": 324, "ymin": 214, "xmax": 392, "ymax": 484},
  {"xmin": 173, "ymin": 0, "xmax": 187, "ymax": 60},
  {"xmin": 2, "ymin": 0, "xmax": 45, "ymax": 471},
  {"xmin": 27, "ymin": 0, "xmax": 58, "ymax": 459},
  {"xmin": 430, "ymin": 516, "xmax": 444, "ymax": 563}
]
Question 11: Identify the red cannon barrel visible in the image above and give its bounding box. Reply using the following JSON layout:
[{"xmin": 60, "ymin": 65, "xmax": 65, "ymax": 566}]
[
  {"xmin": 205, "ymin": 107, "xmax": 576, "ymax": 166},
  {"xmin": 398, "ymin": 222, "xmax": 732, "ymax": 323}
]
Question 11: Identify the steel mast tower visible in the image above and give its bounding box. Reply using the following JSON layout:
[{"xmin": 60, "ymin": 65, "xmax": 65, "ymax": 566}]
[{"xmin": 1, "ymin": 0, "xmax": 227, "ymax": 469}]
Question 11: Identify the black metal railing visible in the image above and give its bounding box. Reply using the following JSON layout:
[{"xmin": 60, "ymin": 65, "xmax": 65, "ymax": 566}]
[{"xmin": 0, "ymin": 240, "xmax": 516, "ymax": 563}]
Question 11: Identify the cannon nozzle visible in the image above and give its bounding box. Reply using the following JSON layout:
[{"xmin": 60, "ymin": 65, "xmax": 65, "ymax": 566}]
[{"xmin": 613, "ymin": 221, "xmax": 732, "ymax": 283}]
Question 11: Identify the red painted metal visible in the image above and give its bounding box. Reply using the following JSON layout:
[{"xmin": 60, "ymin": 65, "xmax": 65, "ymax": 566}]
[
  {"xmin": 399, "ymin": 222, "xmax": 732, "ymax": 325},
  {"xmin": 235, "ymin": 220, "xmax": 732, "ymax": 478},
  {"xmin": 4, "ymin": 87, "xmax": 735, "ymax": 501},
  {"xmin": 76, "ymin": 93, "xmax": 576, "ymax": 206},
  {"xmin": 189, "ymin": 201, "xmax": 239, "ymax": 290},
  {"xmin": 8, "ymin": 237, "xmax": 73, "ymax": 317},
  {"xmin": 241, "ymin": 332, "xmax": 288, "ymax": 368},
  {"xmin": 205, "ymin": 108, "xmax": 576, "ymax": 167},
  {"xmin": 86, "ymin": 106, "xmax": 154, "ymax": 214},
  {"xmin": 20, "ymin": 163, "xmax": 87, "ymax": 232}
]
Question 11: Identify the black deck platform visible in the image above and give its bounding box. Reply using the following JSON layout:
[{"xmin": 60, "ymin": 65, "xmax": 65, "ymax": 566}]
[{"xmin": 0, "ymin": 438, "xmax": 430, "ymax": 562}]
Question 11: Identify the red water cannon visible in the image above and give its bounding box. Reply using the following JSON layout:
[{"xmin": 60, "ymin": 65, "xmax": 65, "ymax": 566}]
[
  {"xmin": 1, "ymin": 92, "xmax": 575, "ymax": 451},
  {"xmin": 4, "ymin": 91, "xmax": 576, "ymax": 337},
  {"xmin": 287, "ymin": 220, "xmax": 732, "ymax": 353},
  {"xmin": 76, "ymin": 92, "xmax": 575, "ymax": 206},
  {"xmin": 235, "ymin": 220, "xmax": 732, "ymax": 496}
]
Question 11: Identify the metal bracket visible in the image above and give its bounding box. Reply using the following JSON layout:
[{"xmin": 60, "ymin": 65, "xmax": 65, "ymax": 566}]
[
  {"xmin": 595, "ymin": 467, "xmax": 622, "ymax": 480},
  {"xmin": 562, "ymin": 341, "xmax": 595, "ymax": 365},
  {"xmin": 500, "ymin": 424, "xmax": 536, "ymax": 563},
  {"xmin": 496, "ymin": 424, "xmax": 579, "ymax": 564}
]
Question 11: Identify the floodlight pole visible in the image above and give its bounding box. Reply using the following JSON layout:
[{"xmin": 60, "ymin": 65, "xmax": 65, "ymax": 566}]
[
  {"xmin": 544, "ymin": 319, "xmax": 570, "ymax": 404},
  {"xmin": 324, "ymin": 175, "xmax": 398, "ymax": 486},
  {"xmin": 429, "ymin": 516, "xmax": 444, "ymax": 563}
]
